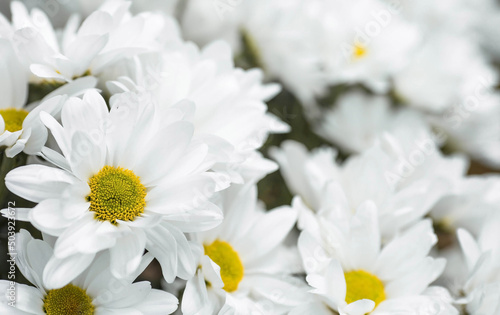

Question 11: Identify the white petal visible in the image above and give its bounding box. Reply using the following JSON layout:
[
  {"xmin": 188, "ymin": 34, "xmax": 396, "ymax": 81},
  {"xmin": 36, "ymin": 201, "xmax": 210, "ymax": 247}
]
[
  {"xmin": 457, "ymin": 228, "xmax": 481, "ymax": 271},
  {"xmin": 342, "ymin": 299, "xmax": 375, "ymax": 315},
  {"xmin": 5, "ymin": 165, "xmax": 76, "ymax": 203},
  {"xmin": 236, "ymin": 206, "xmax": 297, "ymax": 264},
  {"xmin": 182, "ymin": 271, "xmax": 211, "ymax": 315},
  {"xmin": 0, "ymin": 281, "xmax": 44, "ymax": 314},
  {"xmin": 134, "ymin": 289, "xmax": 178, "ymax": 315},
  {"xmin": 109, "ymin": 231, "xmax": 146, "ymax": 279},
  {"xmin": 43, "ymin": 253, "xmax": 95, "ymax": 289},
  {"xmin": 53, "ymin": 215, "xmax": 117, "ymax": 258},
  {"xmin": 29, "ymin": 199, "xmax": 73, "ymax": 236},
  {"xmin": 374, "ymin": 219, "xmax": 437, "ymax": 281}
]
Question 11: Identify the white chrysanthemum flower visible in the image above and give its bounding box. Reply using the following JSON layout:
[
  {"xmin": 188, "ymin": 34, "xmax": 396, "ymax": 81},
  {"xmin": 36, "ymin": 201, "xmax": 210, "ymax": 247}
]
[
  {"xmin": 397, "ymin": 0, "xmax": 474, "ymax": 33},
  {"xmin": 432, "ymin": 91, "xmax": 500, "ymax": 169},
  {"xmin": 394, "ymin": 34, "xmax": 497, "ymax": 113},
  {"xmin": 431, "ymin": 175, "xmax": 500, "ymax": 236},
  {"xmin": 181, "ymin": 184, "xmax": 304, "ymax": 314},
  {"xmin": 315, "ymin": 89, "xmax": 434, "ymax": 155},
  {"xmin": 2, "ymin": 89, "xmax": 224, "ymax": 287},
  {"xmin": 0, "ymin": 229, "xmax": 178, "ymax": 314},
  {"xmin": 319, "ymin": 0, "xmax": 420, "ymax": 93},
  {"xmin": 298, "ymin": 204, "xmax": 456, "ymax": 315},
  {"xmin": 0, "ymin": 39, "xmax": 68, "ymax": 158},
  {"xmin": 182, "ymin": 0, "xmax": 328, "ymax": 108},
  {"xmin": 109, "ymin": 40, "xmax": 289, "ymax": 182},
  {"xmin": 1, "ymin": 1, "xmax": 164, "ymax": 84},
  {"xmin": 270, "ymin": 138, "xmax": 464, "ymax": 238},
  {"xmin": 456, "ymin": 215, "xmax": 500, "ymax": 315}
]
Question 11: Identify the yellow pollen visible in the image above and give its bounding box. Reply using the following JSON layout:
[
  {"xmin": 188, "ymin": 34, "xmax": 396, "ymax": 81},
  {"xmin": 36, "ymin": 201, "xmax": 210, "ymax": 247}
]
[
  {"xmin": 353, "ymin": 43, "xmax": 367, "ymax": 60},
  {"xmin": 344, "ymin": 270, "xmax": 386, "ymax": 308},
  {"xmin": 204, "ymin": 240, "xmax": 244, "ymax": 292},
  {"xmin": 87, "ymin": 166, "xmax": 146, "ymax": 225},
  {"xmin": 43, "ymin": 284, "xmax": 94, "ymax": 315},
  {"xmin": 0, "ymin": 108, "xmax": 28, "ymax": 132}
]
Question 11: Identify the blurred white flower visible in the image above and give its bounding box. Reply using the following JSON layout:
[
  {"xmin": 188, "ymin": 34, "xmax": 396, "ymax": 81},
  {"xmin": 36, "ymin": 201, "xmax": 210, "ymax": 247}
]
[
  {"xmin": 431, "ymin": 175, "xmax": 500, "ymax": 237},
  {"xmin": 320, "ymin": 0, "xmax": 420, "ymax": 93},
  {"xmin": 270, "ymin": 138, "xmax": 463, "ymax": 238},
  {"xmin": 315, "ymin": 89, "xmax": 432, "ymax": 155},
  {"xmin": 182, "ymin": 0, "xmax": 328, "ymax": 108},
  {"xmin": 1, "ymin": 1, "xmax": 165, "ymax": 84},
  {"xmin": 0, "ymin": 229, "xmax": 178, "ymax": 314},
  {"xmin": 0, "ymin": 39, "xmax": 68, "ymax": 158},
  {"xmin": 394, "ymin": 34, "xmax": 497, "ymax": 113},
  {"xmin": 433, "ymin": 92, "xmax": 500, "ymax": 168}
]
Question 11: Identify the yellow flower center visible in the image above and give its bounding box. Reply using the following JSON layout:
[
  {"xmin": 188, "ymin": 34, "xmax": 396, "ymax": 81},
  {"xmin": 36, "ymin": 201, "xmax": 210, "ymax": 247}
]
[
  {"xmin": 0, "ymin": 108, "xmax": 29, "ymax": 132},
  {"xmin": 344, "ymin": 270, "xmax": 386, "ymax": 308},
  {"xmin": 43, "ymin": 284, "xmax": 94, "ymax": 315},
  {"xmin": 87, "ymin": 166, "xmax": 146, "ymax": 225},
  {"xmin": 204, "ymin": 240, "xmax": 244, "ymax": 292},
  {"xmin": 353, "ymin": 43, "xmax": 367, "ymax": 60}
]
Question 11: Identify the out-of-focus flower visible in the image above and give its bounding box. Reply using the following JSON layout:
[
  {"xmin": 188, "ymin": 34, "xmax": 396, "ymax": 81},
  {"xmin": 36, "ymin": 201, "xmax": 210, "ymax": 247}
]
[
  {"xmin": 270, "ymin": 138, "xmax": 463, "ymax": 238},
  {"xmin": 182, "ymin": 0, "xmax": 328, "ymax": 109},
  {"xmin": 394, "ymin": 34, "xmax": 496, "ymax": 113},
  {"xmin": 1, "ymin": 1, "xmax": 165, "ymax": 85},
  {"xmin": 315, "ymin": 89, "xmax": 430, "ymax": 155},
  {"xmin": 0, "ymin": 39, "xmax": 67, "ymax": 158}
]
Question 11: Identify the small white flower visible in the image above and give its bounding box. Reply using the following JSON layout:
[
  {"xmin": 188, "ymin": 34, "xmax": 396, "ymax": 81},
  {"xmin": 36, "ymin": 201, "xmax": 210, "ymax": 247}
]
[
  {"xmin": 394, "ymin": 34, "xmax": 496, "ymax": 113},
  {"xmin": 298, "ymin": 203, "xmax": 455, "ymax": 315},
  {"xmin": 181, "ymin": 184, "xmax": 304, "ymax": 314},
  {"xmin": 0, "ymin": 229, "xmax": 178, "ymax": 315},
  {"xmin": 431, "ymin": 175, "xmax": 500, "ymax": 236},
  {"xmin": 0, "ymin": 39, "xmax": 67, "ymax": 158},
  {"xmin": 315, "ymin": 89, "xmax": 432, "ymax": 155},
  {"xmin": 270, "ymin": 138, "xmax": 462, "ymax": 238},
  {"xmin": 320, "ymin": 0, "xmax": 420, "ymax": 94},
  {"xmin": 3, "ymin": 1, "xmax": 164, "ymax": 84}
]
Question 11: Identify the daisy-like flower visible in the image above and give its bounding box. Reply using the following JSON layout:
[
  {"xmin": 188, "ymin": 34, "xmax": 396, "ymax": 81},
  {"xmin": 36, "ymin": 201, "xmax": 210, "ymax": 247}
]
[
  {"xmin": 0, "ymin": 229, "xmax": 178, "ymax": 315},
  {"xmin": 298, "ymin": 203, "xmax": 456, "ymax": 315},
  {"xmin": 3, "ymin": 89, "xmax": 224, "ymax": 287},
  {"xmin": 109, "ymin": 39, "xmax": 289, "ymax": 182},
  {"xmin": 433, "ymin": 91, "xmax": 500, "ymax": 169},
  {"xmin": 0, "ymin": 39, "xmax": 66, "ymax": 158},
  {"xmin": 456, "ymin": 214, "xmax": 500, "ymax": 315},
  {"xmin": 2, "ymin": 1, "xmax": 164, "ymax": 84},
  {"xmin": 270, "ymin": 137, "xmax": 463, "ymax": 238},
  {"xmin": 181, "ymin": 184, "xmax": 304, "ymax": 314},
  {"xmin": 393, "ymin": 34, "xmax": 496, "ymax": 114},
  {"xmin": 319, "ymin": 0, "xmax": 420, "ymax": 94},
  {"xmin": 315, "ymin": 89, "xmax": 433, "ymax": 155},
  {"xmin": 431, "ymin": 175, "xmax": 500, "ymax": 237}
]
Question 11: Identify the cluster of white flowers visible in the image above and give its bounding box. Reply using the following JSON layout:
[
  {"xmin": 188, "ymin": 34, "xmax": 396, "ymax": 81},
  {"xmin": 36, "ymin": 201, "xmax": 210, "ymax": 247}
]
[{"xmin": 0, "ymin": 0, "xmax": 498, "ymax": 315}]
